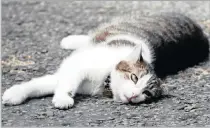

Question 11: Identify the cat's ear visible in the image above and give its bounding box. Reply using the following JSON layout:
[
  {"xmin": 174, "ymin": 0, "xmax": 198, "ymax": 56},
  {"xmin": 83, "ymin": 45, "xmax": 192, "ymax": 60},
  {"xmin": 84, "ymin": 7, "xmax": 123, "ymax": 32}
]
[
  {"xmin": 138, "ymin": 51, "xmax": 144, "ymax": 63},
  {"xmin": 126, "ymin": 45, "xmax": 143, "ymax": 62}
]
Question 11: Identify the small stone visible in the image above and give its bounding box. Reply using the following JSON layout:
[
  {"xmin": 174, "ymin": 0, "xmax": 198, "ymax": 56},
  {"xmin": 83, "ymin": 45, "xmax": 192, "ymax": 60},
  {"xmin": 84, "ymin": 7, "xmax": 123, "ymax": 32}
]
[
  {"xmin": 41, "ymin": 49, "xmax": 48, "ymax": 53},
  {"xmin": 37, "ymin": 67, "xmax": 46, "ymax": 73},
  {"xmin": 143, "ymin": 113, "xmax": 152, "ymax": 118},
  {"xmin": 125, "ymin": 107, "xmax": 129, "ymax": 110},
  {"xmin": 2, "ymin": 67, "xmax": 10, "ymax": 73},
  {"xmin": 15, "ymin": 76, "xmax": 24, "ymax": 81},
  {"xmin": 22, "ymin": 110, "xmax": 27, "ymax": 113},
  {"xmin": 5, "ymin": 122, "xmax": 12, "ymax": 126},
  {"xmin": 32, "ymin": 66, "xmax": 39, "ymax": 71},
  {"xmin": 184, "ymin": 104, "xmax": 199, "ymax": 112},
  {"xmin": 39, "ymin": 112, "xmax": 47, "ymax": 116},
  {"xmin": 108, "ymin": 117, "xmax": 115, "ymax": 120},
  {"xmin": 184, "ymin": 100, "xmax": 195, "ymax": 104},
  {"xmin": 37, "ymin": 115, "xmax": 45, "ymax": 119},
  {"xmin": 132, "ymin": 116, "xmax": 140, "ymax": 119},
  {"xmin": 204, "ymin": 114, "xmax": 210, "ymax": 117},
  {"xmin": 7, "ymin": 120, "xmax": 13, "ymax": 123},
  {"xmin": 126, "ymin": 113, "xmax": 132, "ymax": 119},
  {"xmin": 75, "ymin": 111, "xmax": 83, "ymax": 114},
  {"xmin": 46, "ymin": 111, "xmax": 54, "ymax": 116},
  {"xmin": 141, "ymin": 103, "xmax": 149, "ymax": 107},
  {"xmin": 177, "ymin": 106, "xmax": 185, "ymax": 110},
  {"xmin": 58, "ymin": 115, "xmax": 65, "ymax": 118},
  {"xmin": 112, "ymin": 111, "xmax": 121, "ymax": 116},
  {"xmin": 62, "ymin": 123, "xmax": 71, "ymax": 126},
  {"xmin": 96, "ymin": 118, "xmax": 106, "ymax": 121}
]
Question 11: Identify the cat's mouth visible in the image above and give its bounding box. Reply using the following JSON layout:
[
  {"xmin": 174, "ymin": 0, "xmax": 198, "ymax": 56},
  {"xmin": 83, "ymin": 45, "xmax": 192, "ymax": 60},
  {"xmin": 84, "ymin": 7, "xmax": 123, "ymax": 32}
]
[
  {"xmin": 125, "ymin": 94, "xmax": 138, "ymax": 102},
  {"xmin": 123, "ymin": 90, "xmax": 153, "ymax": 103}
]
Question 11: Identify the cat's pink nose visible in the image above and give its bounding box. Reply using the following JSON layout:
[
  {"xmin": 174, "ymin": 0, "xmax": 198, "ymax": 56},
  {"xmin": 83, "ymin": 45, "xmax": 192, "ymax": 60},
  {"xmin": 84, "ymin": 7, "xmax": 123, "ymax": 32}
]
[{"xmin": 126, "ymin": 93, "xmax": 138, "ymax": 102}]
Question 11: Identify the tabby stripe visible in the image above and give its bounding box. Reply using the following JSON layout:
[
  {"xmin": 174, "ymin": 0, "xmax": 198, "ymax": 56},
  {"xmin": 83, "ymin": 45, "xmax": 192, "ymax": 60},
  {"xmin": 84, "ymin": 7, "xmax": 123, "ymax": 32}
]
[
  {"xmin": 106, "ymin": 34, "xmax": 153, "ymax": 64},
  {"xmin": 107, "ymin": 39, "xmax": 136, "ymax": 46}
]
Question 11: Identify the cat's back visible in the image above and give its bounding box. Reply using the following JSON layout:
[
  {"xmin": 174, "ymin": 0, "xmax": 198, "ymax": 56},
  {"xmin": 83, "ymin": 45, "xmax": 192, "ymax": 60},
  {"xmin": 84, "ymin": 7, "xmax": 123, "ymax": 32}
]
[
  {"xmin": 90, "ymin": 12, "xmax": 209, "ymax": 78},
  {"xmin": 91, "ymin": 12, "xmax": 208, "ymax": 48}
]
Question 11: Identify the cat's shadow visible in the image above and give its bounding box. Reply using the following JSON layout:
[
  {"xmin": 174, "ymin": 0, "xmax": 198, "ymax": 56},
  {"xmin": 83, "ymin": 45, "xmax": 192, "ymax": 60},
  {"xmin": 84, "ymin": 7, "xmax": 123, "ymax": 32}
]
[
  {"xmin": 3, "ymin": 94, "xmax": 175, "ymax": 109},
  {"xmin": 73, "ymin": 93, "xmax": 175, "ymax": 107},
  {"xmin": 129, "ymin": 94, "xmax": 175, "ymax": 106}
]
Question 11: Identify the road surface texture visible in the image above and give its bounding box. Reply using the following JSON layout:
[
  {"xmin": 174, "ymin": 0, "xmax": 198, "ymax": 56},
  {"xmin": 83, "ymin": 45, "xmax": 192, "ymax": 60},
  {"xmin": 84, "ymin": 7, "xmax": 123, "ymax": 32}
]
[{"xmin": 1, "ymin": 0, "xmax": 210, "ymax": 127}]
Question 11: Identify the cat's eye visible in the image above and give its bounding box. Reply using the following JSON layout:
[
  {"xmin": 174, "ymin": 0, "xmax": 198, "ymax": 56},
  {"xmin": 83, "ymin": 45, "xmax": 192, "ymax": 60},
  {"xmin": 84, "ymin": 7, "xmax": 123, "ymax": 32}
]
[
  {"xmin": 142, "ymin": 90, "xmax": 153, "ymax": 98},
  {"xmin": 131, "ymin": 73, "xmax": 138, "ymax": 84}
]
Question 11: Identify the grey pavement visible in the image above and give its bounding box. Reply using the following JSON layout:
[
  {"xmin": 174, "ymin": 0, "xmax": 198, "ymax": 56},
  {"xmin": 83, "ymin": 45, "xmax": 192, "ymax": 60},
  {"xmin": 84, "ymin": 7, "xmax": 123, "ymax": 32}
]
[{"xmin": 1, "ymin": 1, "xmax": 210, "ymax": 127}]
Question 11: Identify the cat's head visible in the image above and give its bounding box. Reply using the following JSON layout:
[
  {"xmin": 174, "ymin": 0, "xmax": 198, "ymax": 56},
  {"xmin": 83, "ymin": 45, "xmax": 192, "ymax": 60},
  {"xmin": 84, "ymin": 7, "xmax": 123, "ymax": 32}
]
[{"xmin": 110, "ymin": 45, "xmax": 164, "ymax": 103}]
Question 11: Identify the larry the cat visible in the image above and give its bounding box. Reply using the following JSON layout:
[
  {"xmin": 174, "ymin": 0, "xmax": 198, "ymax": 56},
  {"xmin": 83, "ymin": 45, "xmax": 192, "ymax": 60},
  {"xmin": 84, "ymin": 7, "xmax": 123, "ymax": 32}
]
[{"xmin": 2, "ymin": 12, "xmax": 209, "ymax": 109}]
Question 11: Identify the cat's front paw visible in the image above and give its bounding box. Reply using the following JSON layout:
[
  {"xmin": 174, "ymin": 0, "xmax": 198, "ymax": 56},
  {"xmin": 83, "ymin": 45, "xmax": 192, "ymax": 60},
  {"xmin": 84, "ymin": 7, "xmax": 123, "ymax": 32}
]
[
  {"xmin": 2, "ymin": 85, "xmax": 27, "ymax": 105},
  {"xmin": 52, "ymin": 94, "xmax": 74, "ymax": 109}
]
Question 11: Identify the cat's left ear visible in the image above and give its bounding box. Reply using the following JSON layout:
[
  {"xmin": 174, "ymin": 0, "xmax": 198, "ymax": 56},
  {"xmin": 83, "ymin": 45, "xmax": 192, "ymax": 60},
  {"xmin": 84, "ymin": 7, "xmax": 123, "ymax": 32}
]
[{"xmin": 126, "ymin": 45, "xmax": 143, "ymax": 62}]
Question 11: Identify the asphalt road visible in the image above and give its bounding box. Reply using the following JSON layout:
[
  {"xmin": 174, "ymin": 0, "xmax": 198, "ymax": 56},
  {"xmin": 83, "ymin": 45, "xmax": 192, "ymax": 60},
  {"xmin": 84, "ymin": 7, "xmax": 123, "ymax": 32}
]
[{"xmin": 1, "ymin": 1, "xmax": 210, "ymax": 127}]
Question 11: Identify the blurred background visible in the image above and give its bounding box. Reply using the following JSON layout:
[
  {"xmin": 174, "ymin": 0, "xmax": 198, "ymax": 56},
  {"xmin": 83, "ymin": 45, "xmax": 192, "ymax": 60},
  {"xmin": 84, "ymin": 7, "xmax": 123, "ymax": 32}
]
[{"xmin": 2, "ymin": 1, "xmax": 210, "ymax": 127}]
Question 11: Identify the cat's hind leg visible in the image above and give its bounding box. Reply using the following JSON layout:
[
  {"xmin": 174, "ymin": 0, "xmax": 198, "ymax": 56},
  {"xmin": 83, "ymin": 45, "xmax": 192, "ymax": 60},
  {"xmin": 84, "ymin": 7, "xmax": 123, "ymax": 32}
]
[
  {"xmin": 2, "ymin": 74, "xmax": 58, "ymax": 105},
  {"xmin": 60, "ymin": 35, "xmax": 91, "ymax": 50}
]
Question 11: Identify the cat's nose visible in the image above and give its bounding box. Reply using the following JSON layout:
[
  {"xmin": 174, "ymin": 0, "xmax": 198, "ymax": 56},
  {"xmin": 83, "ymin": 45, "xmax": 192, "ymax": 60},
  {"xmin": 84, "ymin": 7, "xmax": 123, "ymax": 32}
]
[{"xmin": 126, "ymin": 93, "xmax": 138, "ymax": 102}]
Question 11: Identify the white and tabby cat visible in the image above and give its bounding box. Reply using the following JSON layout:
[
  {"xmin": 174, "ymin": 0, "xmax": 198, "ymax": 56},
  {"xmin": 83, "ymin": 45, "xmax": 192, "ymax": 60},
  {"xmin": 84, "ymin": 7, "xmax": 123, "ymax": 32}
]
[{"xmin": 2, "ymin": 12, "xmax": 209, "ymax": 109}]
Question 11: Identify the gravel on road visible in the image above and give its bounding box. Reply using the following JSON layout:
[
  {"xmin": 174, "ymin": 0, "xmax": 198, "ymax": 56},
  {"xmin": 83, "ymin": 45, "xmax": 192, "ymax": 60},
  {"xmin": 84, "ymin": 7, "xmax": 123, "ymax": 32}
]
[{"xmin": 1, "ymin": 1, "xmax": 210, "ymax": 127}]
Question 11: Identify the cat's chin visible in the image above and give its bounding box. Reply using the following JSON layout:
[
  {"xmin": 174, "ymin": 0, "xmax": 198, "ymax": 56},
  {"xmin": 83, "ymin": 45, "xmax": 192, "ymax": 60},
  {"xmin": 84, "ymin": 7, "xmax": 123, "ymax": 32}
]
[
  {"xmin": 113, "ymin": 95, "xmax": 129, "ymax": 104},
  {"xmin": 112, "ymin": 92, "xmax": 147, "ymax": 104}
]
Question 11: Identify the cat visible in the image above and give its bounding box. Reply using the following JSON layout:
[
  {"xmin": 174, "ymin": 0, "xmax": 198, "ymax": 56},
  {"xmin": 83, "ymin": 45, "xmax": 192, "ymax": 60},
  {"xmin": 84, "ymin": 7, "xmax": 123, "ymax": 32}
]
[{"xmin": 2, "ymin": 12, "xmax": 209, "ymax": 109}]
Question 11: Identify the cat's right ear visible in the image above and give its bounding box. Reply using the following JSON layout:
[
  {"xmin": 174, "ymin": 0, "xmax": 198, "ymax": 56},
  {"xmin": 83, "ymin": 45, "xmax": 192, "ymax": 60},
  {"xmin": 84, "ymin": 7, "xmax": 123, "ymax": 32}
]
[
  {"xmin": 126, "ymin": 45, "xmax": 142, "ymax": 62},
  {"xmin": 138, "ymin": 49, "xmax": 144, "ymax": 63}
]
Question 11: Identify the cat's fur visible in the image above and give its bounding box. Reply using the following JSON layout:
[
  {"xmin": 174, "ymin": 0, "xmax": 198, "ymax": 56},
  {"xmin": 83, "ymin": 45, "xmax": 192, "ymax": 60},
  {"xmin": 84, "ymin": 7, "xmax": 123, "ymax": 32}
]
[{"xmin": 2, "ymin": 12, "xmax": 209, "ymax": 109}]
